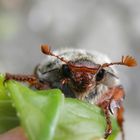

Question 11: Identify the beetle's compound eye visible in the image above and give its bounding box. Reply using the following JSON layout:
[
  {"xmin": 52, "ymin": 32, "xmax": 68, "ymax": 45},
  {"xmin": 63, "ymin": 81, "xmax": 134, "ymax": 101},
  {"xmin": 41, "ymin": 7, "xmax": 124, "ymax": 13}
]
[
  {"xmin": 62, "ymin": 64, "xmax": 71, "ymax": 78},
  {"xmin": 96, "ymin": 69, "xmax": 105, "ymax": 81}
]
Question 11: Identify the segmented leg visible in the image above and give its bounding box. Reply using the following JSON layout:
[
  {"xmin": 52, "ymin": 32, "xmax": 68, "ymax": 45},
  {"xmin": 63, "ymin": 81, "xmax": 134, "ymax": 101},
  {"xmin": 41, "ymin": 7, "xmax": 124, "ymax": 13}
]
[
  {"xmin": 5, "ymin": 73, "xmax": 37, "ymax": 83},
  {"xmin": 97, "ymin": 86, "xmax": 125, "ymax": 140},
  {"xmin": 110, "ymin": 86, "xmax": 125, "ymax": 140},
  {"xmin": 104, "ymin": 107, "xmax": 112, "ymax": 139},
  {"xmin": 4, "ymin": 73, "xmax": 49, "ymax": 90},
  {"xmin": 99, "ymin": 101, "xmax": 112, "ymax": 139},
  {"xmin": 117, "ymin": 106, "xmax": 124, "ymax": 140}
]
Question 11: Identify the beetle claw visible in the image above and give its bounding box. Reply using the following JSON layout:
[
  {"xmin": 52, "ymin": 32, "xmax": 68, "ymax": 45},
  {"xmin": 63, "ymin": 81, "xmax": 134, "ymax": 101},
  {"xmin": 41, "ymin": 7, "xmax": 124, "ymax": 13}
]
[{"xmin": 109, "ymin": 100, "xmax": 122, "ymax": 115}]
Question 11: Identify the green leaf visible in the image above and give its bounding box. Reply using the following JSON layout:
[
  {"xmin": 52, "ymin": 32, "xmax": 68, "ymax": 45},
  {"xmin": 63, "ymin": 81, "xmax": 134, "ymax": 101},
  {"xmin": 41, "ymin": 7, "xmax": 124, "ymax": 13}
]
[
  {"xmin": 0, "ymin": 74, "xmax": 119, "ymax": 140},
  {"xmin": 6, "ymin": 81, "xmax": 64, "ymax": 140},
  {"xmin": 55, "ymin": 99, "xmax": 119, "ymax": 140},
  {"xmin": 0, "ymin": 74, "xmax": 19, "ymax": 133}
]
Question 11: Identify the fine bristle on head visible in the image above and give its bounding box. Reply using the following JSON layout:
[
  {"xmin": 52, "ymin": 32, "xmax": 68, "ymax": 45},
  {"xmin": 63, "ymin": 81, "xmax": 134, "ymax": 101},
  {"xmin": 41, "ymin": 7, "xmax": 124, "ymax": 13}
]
[{"xmin": 122, "ymin": 55, "xmax": 137, "ymax": 67}]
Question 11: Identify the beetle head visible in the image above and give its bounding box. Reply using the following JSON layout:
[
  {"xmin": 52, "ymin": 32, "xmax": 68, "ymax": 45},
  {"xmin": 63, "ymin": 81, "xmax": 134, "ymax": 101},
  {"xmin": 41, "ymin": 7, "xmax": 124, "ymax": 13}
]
[{"xmin": 41, "ymin": 44, "xmax": 137, "ymax": 99}]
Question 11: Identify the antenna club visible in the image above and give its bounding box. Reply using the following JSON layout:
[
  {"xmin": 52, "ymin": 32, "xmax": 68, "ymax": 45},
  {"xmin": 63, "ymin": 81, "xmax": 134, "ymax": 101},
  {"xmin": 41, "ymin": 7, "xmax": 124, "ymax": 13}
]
[
  {"xmin": 122, "ymin": 55, "xmax": 137, "ymax": 67},
  {"xmin": 41, "ymin": 44, "xmax": 51, "ymax": 55},
  {"xmin": 101, "ymin": 55, "xmax": 137, "ymax": 68}
]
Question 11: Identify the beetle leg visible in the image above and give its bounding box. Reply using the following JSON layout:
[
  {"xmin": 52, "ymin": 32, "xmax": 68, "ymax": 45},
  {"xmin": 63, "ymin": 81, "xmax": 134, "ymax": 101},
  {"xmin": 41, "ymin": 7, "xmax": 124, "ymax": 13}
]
[
  {"xmin": 116, "ymin": 106, "xmax": 124, "ymax": 140},
  {"xmin": 110, "ymin": 86, "xmax": 125, "ymax": 140},
  {"xmin": 99, "ymin": 101, "xmax": 112, "ymax": 139},
  {"xmin": 4, "ymin": 73, "xmax": 49, "ymax": 90},
  {"xmin": 5, "ymin": 73, "xmax": 37, "ymax": 84},
  {"xmin": 104, "ymin": 106, "xmax": 112, "ymax": 139}
]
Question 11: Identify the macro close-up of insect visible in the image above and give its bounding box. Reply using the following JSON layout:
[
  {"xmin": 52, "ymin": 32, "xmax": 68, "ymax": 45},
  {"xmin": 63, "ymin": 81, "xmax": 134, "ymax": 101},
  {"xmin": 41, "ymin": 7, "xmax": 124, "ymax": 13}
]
[
  {"xmin": 4, "ymin": 45, "xmax": 137, "ymax": 140},
  {"xmin": 1, "ymin": 1, "xmax": 140, "ymax": 140}
]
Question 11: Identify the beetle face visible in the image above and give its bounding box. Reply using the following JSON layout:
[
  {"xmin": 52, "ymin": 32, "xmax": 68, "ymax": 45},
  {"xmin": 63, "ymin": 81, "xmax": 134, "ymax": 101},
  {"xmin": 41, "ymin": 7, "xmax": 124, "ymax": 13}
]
[
  {"xmin": 37, "ymin": 45, "xmax": 136, "ymax": 104},
  {"xmin": 70, "ymin": 70, "xmax": 94, "ymax": 92},
  {"xmin": 62, "ymin": 63, "xmax": 95, "ymax": 93},
  {"xmin": 36, "ymin": 48, "xmax": 118, "ymax": 101},
  {"xmin": 60, "ymin": 56, "xmax": 120, "ymax": 101}
]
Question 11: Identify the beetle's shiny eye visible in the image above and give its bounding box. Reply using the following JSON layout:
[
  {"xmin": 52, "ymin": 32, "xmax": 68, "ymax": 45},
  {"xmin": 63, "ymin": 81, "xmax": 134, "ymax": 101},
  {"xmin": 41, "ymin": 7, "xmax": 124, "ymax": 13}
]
[
  {"xmin": 96, "ymin": 69, "xmax": 105, "ymax": 81},
  {"xmin": 62, "ymin": 64, "xmax": 71, "ymax": 77}
]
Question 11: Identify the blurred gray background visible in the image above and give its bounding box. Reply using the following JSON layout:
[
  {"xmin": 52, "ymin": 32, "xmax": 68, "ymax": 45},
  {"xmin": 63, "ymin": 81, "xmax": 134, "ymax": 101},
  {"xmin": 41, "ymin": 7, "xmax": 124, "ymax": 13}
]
[{"xmin": 0, "ymin": 0, "xmax": 139, "ymax": 139}]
